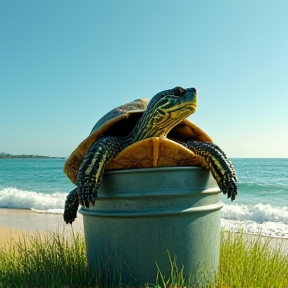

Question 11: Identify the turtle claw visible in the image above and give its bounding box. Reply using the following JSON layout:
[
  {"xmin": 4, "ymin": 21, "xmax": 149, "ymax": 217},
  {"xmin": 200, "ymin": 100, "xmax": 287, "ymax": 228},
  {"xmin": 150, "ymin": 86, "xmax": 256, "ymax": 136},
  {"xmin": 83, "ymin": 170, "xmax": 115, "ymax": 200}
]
[
  {"xmin": 64, "ymin": 209, "xmax": 77, "ymax": 224},
  {"xmin": 83, "ymin": 199, "xmax": 90, "ymax": 208},
  {"xmin": 89, "ymin": 196, "xmax": 95, "ymax": 206},
  {"xmin": 78, "ymin": 192, "xmax": 89, "ymax": 208},
  {"xmin": 63, "ymin": 188, "xmax": 79, "ymax": 224},
  {"xmin": 77, "ymin": 183, "xmax": 98, "ymax": 208},
  {"xmin": 219, "ymin": 171, "xmax": 237, "ymax": 201}
]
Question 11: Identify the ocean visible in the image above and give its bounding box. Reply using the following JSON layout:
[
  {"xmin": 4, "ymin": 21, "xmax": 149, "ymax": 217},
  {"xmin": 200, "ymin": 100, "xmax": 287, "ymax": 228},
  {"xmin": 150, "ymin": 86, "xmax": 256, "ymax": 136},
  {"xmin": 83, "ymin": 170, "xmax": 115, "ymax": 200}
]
[{"xmin": 0, "ymin": 158, "xmax": 287, "ymax": 238}]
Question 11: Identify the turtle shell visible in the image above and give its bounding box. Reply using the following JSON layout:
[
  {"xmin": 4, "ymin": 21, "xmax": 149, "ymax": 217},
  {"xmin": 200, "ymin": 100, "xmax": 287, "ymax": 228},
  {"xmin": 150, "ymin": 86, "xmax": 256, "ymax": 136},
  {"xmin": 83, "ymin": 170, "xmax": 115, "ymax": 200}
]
[{"xmin": 64, "ymin": 99, "xmax": 213, "ymax": 184}]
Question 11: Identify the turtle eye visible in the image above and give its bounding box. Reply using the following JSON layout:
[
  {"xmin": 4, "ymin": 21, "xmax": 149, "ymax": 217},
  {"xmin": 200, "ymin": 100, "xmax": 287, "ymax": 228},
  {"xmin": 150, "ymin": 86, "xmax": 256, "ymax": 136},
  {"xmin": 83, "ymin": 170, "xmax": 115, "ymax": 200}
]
[{"xmin": 173, "ymin": 87, "xmax": 187, "ymax": 96}]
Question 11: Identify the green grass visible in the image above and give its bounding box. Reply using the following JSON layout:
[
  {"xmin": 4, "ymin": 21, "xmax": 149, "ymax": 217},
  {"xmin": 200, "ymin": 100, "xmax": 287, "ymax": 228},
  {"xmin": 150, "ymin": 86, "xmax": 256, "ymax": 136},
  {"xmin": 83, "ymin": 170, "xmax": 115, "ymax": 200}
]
[
  {"xmin": 0, "ymin": 229, "xmax": 287, "ymax": 288},
  {"xmin": 217, "ymin": 231, "xmax": 288, "ymax": 288}
]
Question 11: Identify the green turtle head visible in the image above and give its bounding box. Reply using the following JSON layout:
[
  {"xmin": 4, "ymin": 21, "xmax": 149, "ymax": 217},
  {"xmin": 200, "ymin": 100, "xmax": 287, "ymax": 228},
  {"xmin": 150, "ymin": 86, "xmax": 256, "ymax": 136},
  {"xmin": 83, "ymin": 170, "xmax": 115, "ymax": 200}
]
[
  {"xmin": 148, "ymin": 86, "xmax": 197, "ymax": 119},
  {"xmin": 132, "ymin": 86, "xmax": 197, "ymax": 140}
]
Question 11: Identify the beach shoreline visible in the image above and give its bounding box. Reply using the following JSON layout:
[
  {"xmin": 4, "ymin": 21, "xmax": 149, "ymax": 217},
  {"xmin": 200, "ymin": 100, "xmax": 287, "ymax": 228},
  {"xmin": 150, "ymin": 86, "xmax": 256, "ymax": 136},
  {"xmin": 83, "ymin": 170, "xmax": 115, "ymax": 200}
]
[{"xmin": 0, "ymin": 208, "xmax": 287, "ymax": 255}]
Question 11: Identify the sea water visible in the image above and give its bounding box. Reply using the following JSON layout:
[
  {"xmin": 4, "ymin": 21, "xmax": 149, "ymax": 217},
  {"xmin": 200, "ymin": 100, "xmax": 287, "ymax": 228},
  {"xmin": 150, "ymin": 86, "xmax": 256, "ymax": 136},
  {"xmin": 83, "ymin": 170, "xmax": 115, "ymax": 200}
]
[{"xmin": 0, "ymin": 158, "xmax": 287, "ymax": 238}]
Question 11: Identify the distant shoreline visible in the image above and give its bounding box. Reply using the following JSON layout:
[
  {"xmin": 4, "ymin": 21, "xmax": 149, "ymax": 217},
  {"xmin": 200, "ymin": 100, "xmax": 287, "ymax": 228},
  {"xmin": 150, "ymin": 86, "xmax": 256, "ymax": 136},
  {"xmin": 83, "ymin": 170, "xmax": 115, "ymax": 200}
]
[{"xmin": 0, "ymin": 153, "xmax": 65, "ymax": 159}]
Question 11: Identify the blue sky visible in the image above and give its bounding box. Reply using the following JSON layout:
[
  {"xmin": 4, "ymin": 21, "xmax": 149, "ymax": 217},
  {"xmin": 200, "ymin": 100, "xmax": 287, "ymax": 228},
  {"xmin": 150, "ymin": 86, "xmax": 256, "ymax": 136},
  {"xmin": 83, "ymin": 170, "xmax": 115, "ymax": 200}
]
[{"xmin": 1, "ymin": 0, "xmax": 287, "ymax": 158}]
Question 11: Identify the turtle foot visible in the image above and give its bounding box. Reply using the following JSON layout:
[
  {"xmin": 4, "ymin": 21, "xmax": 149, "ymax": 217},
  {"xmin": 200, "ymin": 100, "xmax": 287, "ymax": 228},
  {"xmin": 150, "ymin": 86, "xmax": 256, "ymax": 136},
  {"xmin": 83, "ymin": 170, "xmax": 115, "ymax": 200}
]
[
  {"xmin": 64, "ymin": 209, "xmax": 77, "ymax": 224},
  {"xmin": 219, "ymin": 172, "xmax": 238, "ymax": 201},
  {"xmin": 78, "ymin": 184, "xmax": 98, "ymax": 208},
  {"xmin": 63, "ymin": 188, "xmax": 79, "ymax": 224}
]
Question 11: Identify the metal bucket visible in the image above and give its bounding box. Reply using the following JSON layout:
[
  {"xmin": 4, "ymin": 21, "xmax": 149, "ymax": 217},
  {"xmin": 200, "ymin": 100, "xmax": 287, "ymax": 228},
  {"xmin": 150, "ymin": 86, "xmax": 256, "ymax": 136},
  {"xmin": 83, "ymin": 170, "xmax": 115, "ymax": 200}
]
[{"xmin": 79, "ymin": 167, "xmax": 223, "ymax": 286}]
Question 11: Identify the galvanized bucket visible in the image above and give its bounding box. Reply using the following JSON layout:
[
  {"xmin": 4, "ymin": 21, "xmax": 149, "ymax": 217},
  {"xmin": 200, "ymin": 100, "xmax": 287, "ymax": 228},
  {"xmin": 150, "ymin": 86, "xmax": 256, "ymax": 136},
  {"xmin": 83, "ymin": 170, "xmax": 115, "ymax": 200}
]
[{"xmin": 79, "ymin": 167, "xmax": 223, "ymax": 286}]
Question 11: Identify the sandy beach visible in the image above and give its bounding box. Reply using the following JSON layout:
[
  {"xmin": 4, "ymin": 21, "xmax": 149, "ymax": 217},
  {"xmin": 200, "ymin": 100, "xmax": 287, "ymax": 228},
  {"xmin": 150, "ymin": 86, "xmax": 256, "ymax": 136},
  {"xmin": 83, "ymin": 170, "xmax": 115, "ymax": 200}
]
[
  {"xmin": 0, "ymin": 208, "xmax": 287, "ymax": 255},
  {"xmin": 0, "ymin": 208, "xmax": 83, "ymax": 245}
]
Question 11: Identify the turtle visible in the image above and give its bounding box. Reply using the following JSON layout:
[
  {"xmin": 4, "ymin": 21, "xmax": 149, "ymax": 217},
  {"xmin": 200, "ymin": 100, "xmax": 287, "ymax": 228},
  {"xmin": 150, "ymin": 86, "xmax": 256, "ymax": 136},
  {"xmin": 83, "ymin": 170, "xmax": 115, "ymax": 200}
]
[{"xmin": 63, "ymin": 86, "xmax": 237, "ymax": 224}]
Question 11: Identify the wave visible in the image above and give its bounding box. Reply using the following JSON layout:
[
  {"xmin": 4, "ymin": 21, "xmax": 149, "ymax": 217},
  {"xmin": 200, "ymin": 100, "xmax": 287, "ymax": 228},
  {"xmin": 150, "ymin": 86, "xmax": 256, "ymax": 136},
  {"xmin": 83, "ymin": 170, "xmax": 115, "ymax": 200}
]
[
  {"xmin": 0, "ymin": 187, "xmax": 67, "ymax": 211},
  {"xmin": 1, "ymin": 187, "xmax": 287, "ymax": 238},
  {"xmin": 1, "ymin": 187, "xmax": 288, "ymax": 223},
  {"xmin": 221, "ymin": 203, "xmax": 288, "ymax": 238},
  {"xmin": 222, "ymin": 203, "xmax": 288, "ymax": 224}
]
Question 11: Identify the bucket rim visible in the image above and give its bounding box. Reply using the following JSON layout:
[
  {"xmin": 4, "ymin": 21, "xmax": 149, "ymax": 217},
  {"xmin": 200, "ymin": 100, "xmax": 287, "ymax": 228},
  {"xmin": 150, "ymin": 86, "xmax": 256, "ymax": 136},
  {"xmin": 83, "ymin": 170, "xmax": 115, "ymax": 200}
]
[{"xmin": 105, "ymin": 166, "xmax": 207, "ymax": 175}]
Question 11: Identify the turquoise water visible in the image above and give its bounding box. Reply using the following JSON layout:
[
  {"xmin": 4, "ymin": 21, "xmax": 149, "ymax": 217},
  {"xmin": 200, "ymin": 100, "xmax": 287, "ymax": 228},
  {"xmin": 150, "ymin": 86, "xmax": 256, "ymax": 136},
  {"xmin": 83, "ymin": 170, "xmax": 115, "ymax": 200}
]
[{"xmin": 0, "ymin": 158, "xmax": 287, "ymax": 237}]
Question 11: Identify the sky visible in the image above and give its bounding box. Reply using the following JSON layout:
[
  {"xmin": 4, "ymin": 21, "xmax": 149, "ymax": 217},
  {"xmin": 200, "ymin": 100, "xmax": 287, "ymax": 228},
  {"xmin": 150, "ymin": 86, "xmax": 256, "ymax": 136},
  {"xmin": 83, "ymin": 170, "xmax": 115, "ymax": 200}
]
[{"xmin": 0, "ymin": 0, "xmax": 287, "ymax": 158}]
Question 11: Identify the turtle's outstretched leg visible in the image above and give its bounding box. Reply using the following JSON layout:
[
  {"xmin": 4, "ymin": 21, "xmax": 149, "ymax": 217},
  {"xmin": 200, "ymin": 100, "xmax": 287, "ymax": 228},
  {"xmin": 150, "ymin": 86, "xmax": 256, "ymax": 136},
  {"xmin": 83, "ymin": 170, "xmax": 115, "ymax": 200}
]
[
  {"xmin": 63, "ymin": 136, "xmax": 123, "ymax": 224},
  {"xmin": 76, "ymin": 136, "xmax": 123, "ymax": 208},
  {"xmin": 179, "ymin": 140, "xmax": 237, "ymax": 200},
  {"xmin": 64, "ymin": 188, "xmax": 79, "ymax": 224}
]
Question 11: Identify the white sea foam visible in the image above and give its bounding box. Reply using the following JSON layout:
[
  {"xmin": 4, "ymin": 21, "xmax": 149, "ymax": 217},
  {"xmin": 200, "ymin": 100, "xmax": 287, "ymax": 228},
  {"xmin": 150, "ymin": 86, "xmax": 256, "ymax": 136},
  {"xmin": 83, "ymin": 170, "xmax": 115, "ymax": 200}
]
[
  {"xmin": 1, "ymin": 187, "xmax": 288, "ymax": 238},
  {"xmin": 221, "ymin": 203, "xmax": 288, "ymax": 238},
  {"xmin": 0, "ymin": 187, "xmax": 67, "ymax": 212},
  {"xmin": 221, "ymin": 203, "xmax": 288, "ymax": 224}
]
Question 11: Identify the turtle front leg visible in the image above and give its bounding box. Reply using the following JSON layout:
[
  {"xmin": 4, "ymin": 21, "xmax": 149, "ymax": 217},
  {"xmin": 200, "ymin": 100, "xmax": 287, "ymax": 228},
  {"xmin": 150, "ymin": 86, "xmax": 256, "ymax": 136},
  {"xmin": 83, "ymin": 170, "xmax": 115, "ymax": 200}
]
[
  {"xmin": 179, "ymin": 140, "xmax": 237, "ymax": 200},
  {"xmin": 64, "ymin": 188, "xmax": 79, "ymax": 224},
  {"xmin": 76, "ymin": 136, "xmax": 123, "ymax": 208}
]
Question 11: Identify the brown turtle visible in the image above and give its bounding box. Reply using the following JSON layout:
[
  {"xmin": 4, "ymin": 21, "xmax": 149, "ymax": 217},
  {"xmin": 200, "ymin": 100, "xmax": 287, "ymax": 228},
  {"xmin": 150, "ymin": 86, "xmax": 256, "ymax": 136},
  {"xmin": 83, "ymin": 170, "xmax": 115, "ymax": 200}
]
[{"xmin": 63, "ymin": 86, "xmax": 237, "ymax": 224}]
